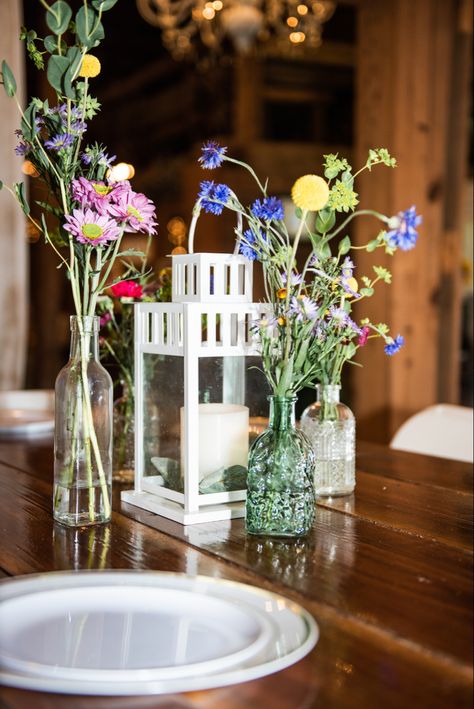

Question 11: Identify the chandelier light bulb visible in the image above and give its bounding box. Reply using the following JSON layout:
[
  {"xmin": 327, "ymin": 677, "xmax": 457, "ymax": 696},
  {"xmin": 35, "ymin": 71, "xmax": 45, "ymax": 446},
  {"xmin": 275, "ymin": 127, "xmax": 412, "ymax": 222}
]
[
  {"xmin": 202, "ymin": 7, "xmax": 216, "ymax": 19},
  {"xmin": 220, "ymin": 2, "xmax": 265, "ymax": 53},
  {"xmin": 212, "ymin": 1, "xmax": 223, "ymax": 9},
  {"xmin": 297, "ymin": 4, "xmax": 308, "ymax": 14},
  {"xmin": 287, "ymin": 16, "xmax": 298, "ymax": 27}
]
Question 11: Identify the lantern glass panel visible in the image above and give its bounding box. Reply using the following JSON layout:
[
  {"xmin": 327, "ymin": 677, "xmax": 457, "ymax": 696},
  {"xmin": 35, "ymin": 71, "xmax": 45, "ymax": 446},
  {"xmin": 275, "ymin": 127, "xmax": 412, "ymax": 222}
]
[{"xmin": 142, "ymin": 353, "xmax": 183, "ymax": 492}]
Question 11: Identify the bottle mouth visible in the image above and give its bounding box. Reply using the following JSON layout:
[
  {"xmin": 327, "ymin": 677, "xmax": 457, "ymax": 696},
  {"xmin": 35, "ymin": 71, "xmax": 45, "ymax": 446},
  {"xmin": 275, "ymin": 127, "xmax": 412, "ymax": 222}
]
[{"xmin": 70, "ymin": 315, "xmax": 99, "ymax": 333}]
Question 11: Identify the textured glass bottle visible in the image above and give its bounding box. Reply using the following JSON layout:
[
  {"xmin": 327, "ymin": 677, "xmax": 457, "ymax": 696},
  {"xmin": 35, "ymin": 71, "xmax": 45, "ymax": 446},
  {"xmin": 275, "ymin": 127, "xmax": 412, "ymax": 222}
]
[
  {"xmin": 301, "ymin": 384, "xmax": 355, "ymax": 497},
  {"xmin": 54, "ymin": 316, "xmax": 113, "ymax": 526},
  {"xmin": 246, "ymin": 396, "xmax": 315, "ymax": 537}
]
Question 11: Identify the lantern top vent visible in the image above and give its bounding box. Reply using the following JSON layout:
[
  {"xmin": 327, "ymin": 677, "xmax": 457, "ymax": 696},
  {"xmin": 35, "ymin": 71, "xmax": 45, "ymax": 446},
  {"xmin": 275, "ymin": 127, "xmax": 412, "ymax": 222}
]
[{"xmin": 172, "ymin": 253, "xmax": 253, "ymax": 304}]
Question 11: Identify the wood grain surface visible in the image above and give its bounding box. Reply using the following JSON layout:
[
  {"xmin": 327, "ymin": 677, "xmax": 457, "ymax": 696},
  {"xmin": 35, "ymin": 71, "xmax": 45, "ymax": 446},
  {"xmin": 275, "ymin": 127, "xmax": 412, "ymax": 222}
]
[{"xmin": 0, "ymin": 437, "xmax": 472, "ymax": 709}]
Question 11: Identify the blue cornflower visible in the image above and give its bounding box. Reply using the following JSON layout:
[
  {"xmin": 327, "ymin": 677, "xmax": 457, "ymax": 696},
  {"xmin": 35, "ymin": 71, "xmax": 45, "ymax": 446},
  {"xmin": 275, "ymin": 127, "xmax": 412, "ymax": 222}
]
[
  {"xmin": 199, "ymin": 182, "xmax": 230, "ymax": 215},
  {"xmin": 384, "ymin": 334, "xmax": 404, "ymax": 356},
  {"xmin": 199, "ymin": 140, "xmax": 227, "ymax": 169},
  {"xmin": 239, "ymin": 228, "xmax": 259, "ymax": 261},
  {"xmin": 386, "ymin": 206, "xmax": 422, "ymax": 251},
  {"xmin": 251, "ymin": 196, "xmax": 284, "ymax": 222},
  {"xmin": 44, "ymin": 133, "xmax": 74, "ymax": 151},
  {"xmin": 198, "ymin": 180, "xmax": 214, "ymax": 198}
]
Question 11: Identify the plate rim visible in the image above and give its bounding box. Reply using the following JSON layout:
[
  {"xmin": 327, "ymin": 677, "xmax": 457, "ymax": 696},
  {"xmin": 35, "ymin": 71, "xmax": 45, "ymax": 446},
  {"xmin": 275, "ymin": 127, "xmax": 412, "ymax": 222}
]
[{"xmin": 0, "ymin": 570, "xmax": 319, "ymax": 696}]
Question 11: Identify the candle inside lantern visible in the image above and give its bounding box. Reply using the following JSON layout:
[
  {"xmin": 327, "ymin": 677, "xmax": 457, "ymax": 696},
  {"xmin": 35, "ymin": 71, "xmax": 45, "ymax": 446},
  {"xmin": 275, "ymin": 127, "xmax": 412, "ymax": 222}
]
[{"xmin": 181, "ymin": 403, "xmax": 249, "ymax": 481}]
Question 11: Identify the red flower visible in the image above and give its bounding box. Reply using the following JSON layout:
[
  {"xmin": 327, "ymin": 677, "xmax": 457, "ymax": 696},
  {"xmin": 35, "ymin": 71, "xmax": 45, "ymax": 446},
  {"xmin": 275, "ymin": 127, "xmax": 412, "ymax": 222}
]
[
  {"xmin": 357, "ymin": 326, "xmax": 370, "ymax": 347},
  {"xmin": 110, "ymin": 280, "xmax": 143, "ymax": 298}
]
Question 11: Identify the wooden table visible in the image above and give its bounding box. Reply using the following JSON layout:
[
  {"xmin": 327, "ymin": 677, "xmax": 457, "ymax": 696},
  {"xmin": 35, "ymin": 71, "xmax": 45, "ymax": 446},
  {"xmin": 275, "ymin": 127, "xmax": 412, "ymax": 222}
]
[{"xmin": 0, "ymin": 437, "xmax": 472, "ymax": 708}]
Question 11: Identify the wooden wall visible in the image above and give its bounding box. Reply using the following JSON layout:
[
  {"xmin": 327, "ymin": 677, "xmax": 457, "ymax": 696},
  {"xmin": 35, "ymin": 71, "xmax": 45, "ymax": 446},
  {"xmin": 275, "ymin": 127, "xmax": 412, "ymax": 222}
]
[
  {"xmin": 353, "ymin": 0, "xmax": 472, "ymax": 442},
  {"xmin": 0, "ymin": 0, "xmax": 27, "ymax": 390}
]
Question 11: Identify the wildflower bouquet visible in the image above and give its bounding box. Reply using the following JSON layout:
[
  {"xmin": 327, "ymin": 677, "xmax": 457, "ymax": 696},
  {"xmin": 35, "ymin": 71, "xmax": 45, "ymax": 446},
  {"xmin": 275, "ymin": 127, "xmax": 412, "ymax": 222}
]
[
  {"xmin": 0, "ymin": 0, "xmax": 158, "ymax": 525},
  {"xmin": 192, "ymin": 142, "xmax": 422, "ymax": 396}
]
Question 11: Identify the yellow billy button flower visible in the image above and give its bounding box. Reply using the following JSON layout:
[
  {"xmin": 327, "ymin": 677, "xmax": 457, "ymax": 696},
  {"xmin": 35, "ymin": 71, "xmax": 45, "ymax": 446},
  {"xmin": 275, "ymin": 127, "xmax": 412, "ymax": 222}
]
[
  {"xmin": 291, "ymin": 174, "xmax": 329, "ymax": 212},
  {"xmin": 277, "ymin": 316, "xmax": 286, "ymax": 326},
  {"xmin": 346, "ymin": 277, "xmax": 359, "ymax": 293},
  {"xmin": 79, "ymin": 55, "xmax": 101, "ymax": 78},
  {"xmin": 277, "ymin": 288, "xmax": 287, "ymax": 299}
]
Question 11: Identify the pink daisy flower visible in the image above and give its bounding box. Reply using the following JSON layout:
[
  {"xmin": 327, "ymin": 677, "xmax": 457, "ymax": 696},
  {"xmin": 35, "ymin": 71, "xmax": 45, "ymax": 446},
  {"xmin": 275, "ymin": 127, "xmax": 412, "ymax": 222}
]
[
  {"xmin": 71, "ymin": 177, "xmax": 123, "ymax": 215},
  {"xmin": 64, "ymin": 208, "xmax": 121, "ymax": 245},
  {"xmin": 109, "ymin": 190, "xmax": 158, "ymax": 235},
  {"xmin": 110, "ymin": 281, "xmax": 143, "ymax": 298}
]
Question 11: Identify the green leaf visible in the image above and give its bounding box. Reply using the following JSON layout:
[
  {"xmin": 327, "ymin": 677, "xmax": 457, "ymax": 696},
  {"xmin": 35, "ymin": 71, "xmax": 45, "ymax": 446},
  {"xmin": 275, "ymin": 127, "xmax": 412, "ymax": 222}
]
[
  {"xmin": 44, "ymin": 35, "xmax": 58, "ymax": 53},
  {"xmin": 1, "ymin": 61, "xmax": 17, "ymax": 97},
  {"xmin": 317, "ymin": 241, "xmax": 332, "ymax": 259},
  {"xmin": 62, "ymin": 47, "xmax": 82, "ymax": 98},
  {"xmin": 294, "ymin": 206, "xmax": 303, "ymax": 220},
  {"xmin": 116, "ymin": 249, "xmax": 146, "ymax": 259},
  {"xmin": 47, "ymin": 54, "xmax": 70, "ymax": 93},
  {"xmin": 360, "ymin": 287, "xmax": 374, "ymax": 297},
  {"xmin": 373, "ymin": 265, "xmax": 392, "ymax": 283},
  {"xmin": 21, "ymin": 101, "xmax": 37, "ymax": 141},
  {"xmin": 46, "ymin": 1, "xmax": 72, "ymax": 35},
  {"xmin": 36, "ymin": 200, "xmax": 63, "ymax": 218},
  {"xmin": 13, "ymin": 182, "xmax": 30, "ymax": 216},
  {"xmin": 314, "ymin": 206, "xmax": 336, "ymax": 234},
  {"xmin": 75, "ymin": 6, "xmax": 104, "ymax": 48},
  {"xmin": 91, "ymin": 0, "xmax": 119, "ymax": 9},
  {"xmin": 0, "ymin": 181, "xmax": 3, "ymax": 190},
  {"xmin": 338, "ymin": 236, "xmax": 351, "ymax": 255},
  {"xmin": 366, "ymin": 240, "xmax": 378, "ymax": 253}
]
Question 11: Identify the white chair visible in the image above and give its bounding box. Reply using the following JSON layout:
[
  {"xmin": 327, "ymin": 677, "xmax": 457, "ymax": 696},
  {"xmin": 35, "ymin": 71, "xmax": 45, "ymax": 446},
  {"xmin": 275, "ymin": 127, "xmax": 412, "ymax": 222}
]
[{"xmin": 390, "ymin": 404, "xmax": 474, "ymax": 463}]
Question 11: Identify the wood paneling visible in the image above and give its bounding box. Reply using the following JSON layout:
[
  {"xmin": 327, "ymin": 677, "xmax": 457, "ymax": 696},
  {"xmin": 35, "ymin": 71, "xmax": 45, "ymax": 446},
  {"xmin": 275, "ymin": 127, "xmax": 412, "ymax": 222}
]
[{"xmin": 353, "ymin": 0, "xmax": 472, "ymax": 442}]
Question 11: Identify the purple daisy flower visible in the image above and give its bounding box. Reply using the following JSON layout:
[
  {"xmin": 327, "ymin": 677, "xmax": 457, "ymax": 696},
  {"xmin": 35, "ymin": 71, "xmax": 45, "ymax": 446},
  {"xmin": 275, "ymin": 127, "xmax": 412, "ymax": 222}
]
[
  {"xmin": 281, "ymin": 271, "xmax": 303, "ymax": 287},
  {"xmin": 341, "ymin": 256, "xmax": 354, "ymax": 279},
  {"xmin": 199, "ymin": 141, "xmax": 227, "ymax": 169},
  {"xmin": 290, "ymin": 296, "xmax": 319, "ymax": 322},
  {"xmin": 384, "ymin": 334, "xmax": 404, "ymax": 356},
  {"xmin": 251, "ymin": 196, "xmax": 284, "ymax": 222},
  {"xmin": 63, "ymin": 208, "xmax": 122, "ymax": 245},
  {"xmin": 108, "ymin": 189, "xmax": 158, "ymax": 235},
  {"xmin": 15, "ymin": 141, "xmax": 30, "ymax": 156},
  {"xmin": 328, "ymin": 306, "xmax": 362, "ymax": 334},
  {"xmin": 386, "ymin": 206, "xmax": 422, "ymax": 251},
  {"xmin": 44, "ymin": 133, "xmax": 74, "ymax": 151}
]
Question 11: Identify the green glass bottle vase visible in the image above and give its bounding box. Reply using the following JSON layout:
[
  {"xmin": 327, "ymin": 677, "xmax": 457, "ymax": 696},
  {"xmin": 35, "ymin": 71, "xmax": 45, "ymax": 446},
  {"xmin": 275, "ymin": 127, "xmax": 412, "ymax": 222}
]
[{"xmin": 245, "ymin": 396, "xmax": 315, "ymax": 537}]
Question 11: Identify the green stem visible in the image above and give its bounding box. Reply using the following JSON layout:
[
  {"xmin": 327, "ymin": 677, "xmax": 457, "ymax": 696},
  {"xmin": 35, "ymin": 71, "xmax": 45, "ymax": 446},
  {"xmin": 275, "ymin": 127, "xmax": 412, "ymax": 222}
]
[
  {"xmin": 326, "ymin": 209, "xmax": 387, "ymax": 241},
  {"xmin": 283, "ymin": 209, "xmax": 307, "ymax": 367}
]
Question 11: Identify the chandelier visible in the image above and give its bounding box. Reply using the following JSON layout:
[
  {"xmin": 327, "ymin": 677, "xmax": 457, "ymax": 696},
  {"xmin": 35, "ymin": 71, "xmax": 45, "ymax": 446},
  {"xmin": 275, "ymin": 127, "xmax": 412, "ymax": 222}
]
[{"xmin": 136, "ymin": 0, "xmax": 336, "ymax": 60}]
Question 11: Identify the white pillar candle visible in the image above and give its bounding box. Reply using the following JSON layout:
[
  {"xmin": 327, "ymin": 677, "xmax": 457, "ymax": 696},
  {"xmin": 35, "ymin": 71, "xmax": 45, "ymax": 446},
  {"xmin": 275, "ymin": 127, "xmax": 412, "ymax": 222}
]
[{"xmin": 181, "ymin": 403, "xmax": 249, "ymax": 481}]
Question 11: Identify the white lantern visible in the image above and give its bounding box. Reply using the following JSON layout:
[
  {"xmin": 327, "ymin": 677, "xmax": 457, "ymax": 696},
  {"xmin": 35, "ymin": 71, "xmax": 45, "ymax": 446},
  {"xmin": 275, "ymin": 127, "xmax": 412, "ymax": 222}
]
[{"xmin": 121, "ymin": 252, "xmax": 268, "ymax": 524}]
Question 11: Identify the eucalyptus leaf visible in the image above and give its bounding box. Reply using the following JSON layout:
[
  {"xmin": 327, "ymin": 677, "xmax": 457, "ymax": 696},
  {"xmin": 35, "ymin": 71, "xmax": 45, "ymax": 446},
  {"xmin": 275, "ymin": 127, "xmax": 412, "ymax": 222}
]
[
  {"xmin": 338, "ymin": 236, "xmax": 351, "ymax": 255},
  {"xmin": 316, "ymin": 241, "xmax": 331, "ymax": 259},
  {"xmin": 44, "ymin": 35, "xmax": 59, "ymax": 53},
  {"xmin": 91, "ymin": 0, "xmax": 119, "ymax": 9},
  {"xmin": 47, "ymin": 54, "xmax": 70, "ymax": 94},
  {"xmin": 75, "ymin": 6, "xmax": 104, "ymax": 48},
  {"xmin": 294, "ymin": 206, "xmax": 303, "ymax": 220},
  {"xmin": 1, "ymin": 61, "xmax": 17, "ymax": 97},
  {"xmin": 21, "ymin": 101, "xmax": 37, "ymax": 141},
  {"xmin": 46, "ymin": 1, "xmax": 72, "ymax": 35},
  {"xmin": 314, "ymin": 207, "xmax": 336, "ymax": 235}
]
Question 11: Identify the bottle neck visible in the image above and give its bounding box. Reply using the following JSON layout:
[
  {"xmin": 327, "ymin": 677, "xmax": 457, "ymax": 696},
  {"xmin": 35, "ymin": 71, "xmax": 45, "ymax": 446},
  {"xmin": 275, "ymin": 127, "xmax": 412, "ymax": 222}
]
[
  {"xmin": 69, "ymin": 315, "xmax": 100, "ymax": 362},
  {"xmin": 268, "ymin": 396, "xmax": 297, "ymax": 431},
  {"xmin": 316, "ymin": 384, "xmax": 341, "ymax": 405}
]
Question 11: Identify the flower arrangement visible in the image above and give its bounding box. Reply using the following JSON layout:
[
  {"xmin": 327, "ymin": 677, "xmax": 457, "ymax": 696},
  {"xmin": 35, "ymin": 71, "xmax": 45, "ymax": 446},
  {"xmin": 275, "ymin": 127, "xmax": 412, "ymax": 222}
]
[
  {"xmin": 192, "ymin": 141, "xmax": 422, "ymax": 395},
  {"xmin": 0, "ymin": 0, "xmax": 158, "ymax": 525}
]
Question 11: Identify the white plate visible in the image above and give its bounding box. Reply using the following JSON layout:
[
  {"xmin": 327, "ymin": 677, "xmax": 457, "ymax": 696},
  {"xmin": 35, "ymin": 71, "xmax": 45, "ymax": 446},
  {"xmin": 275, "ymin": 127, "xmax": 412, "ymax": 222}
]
[
  {"xmin": 0, "ymin": 571, "xmax": 318, "ymax": 695},
  {"xmin": 0, "ymin": 390, "xmax": 54, "ymax": 436}
]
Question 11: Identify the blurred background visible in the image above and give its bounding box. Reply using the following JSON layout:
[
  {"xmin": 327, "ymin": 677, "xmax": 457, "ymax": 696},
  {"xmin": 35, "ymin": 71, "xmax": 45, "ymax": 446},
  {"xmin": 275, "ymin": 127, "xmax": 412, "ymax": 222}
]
[{"xmin": 0, "ymin": 0, "xmax": 472, "ymax": 443}]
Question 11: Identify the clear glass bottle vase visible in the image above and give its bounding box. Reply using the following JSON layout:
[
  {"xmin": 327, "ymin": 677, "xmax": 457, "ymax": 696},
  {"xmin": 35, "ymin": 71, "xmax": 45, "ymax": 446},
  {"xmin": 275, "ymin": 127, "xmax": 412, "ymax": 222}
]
[
  {"xmin": 246, "ymin": 396, "xmax": 315, "ymax": 538},
  {"xmin": 301, "ymin": 384, "xmax": 355, "ymax": 497},
  {"xmin": 54, "ymin": 315, "xmax": 113, "ymax": 526}
]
